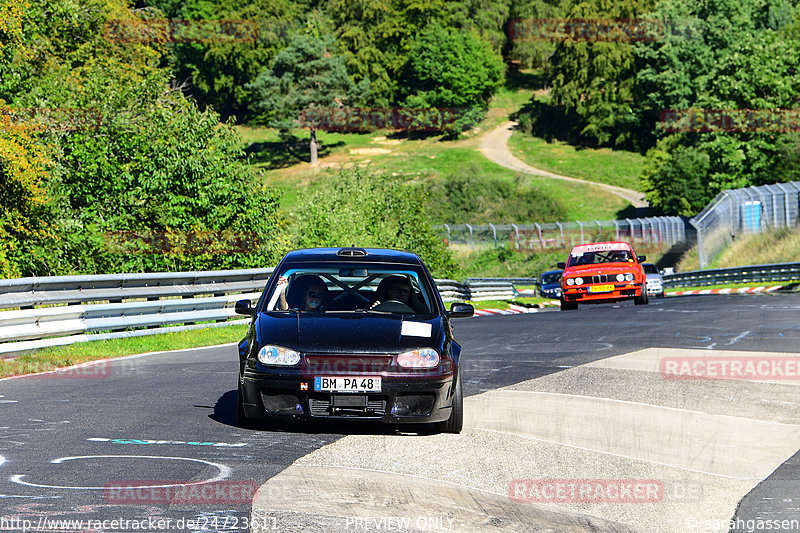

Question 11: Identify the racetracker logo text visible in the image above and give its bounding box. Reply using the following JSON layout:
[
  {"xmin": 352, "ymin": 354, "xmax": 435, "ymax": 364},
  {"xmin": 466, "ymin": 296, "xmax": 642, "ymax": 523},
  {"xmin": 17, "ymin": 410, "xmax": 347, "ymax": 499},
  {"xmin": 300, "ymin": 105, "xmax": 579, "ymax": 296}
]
[
  {"xmin": 508, "ymin": 479, "xmax": 663, "ymax": 503},
  {"xmin": 29, "ymin": 361, "xmax": 111, "ymax": 379},
  {"xmin": 507, "ymin": 18, "xmax": 663, "ymax": 42},
  {"xmin": 297, "ymin": 107, "xmax": 471, "ymax": 132},
  {"xmin": 658, "ymin": 108, "xmax": 800, "ymax": 133},
  {"xmin": 659, "ymin": 355, "xmax": 800, "ymax": 380},
  {"xmin": 104, "ymin": 480, "xmax": 258, "ymax": 504}
]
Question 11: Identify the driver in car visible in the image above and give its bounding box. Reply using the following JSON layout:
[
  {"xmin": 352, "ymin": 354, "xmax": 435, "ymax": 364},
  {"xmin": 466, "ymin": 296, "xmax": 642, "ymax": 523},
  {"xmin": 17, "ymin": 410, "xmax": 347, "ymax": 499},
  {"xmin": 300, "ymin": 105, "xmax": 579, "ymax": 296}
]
[{"xmin": 370, "ymin": 275, "xmax": 414, "ymax": 310}]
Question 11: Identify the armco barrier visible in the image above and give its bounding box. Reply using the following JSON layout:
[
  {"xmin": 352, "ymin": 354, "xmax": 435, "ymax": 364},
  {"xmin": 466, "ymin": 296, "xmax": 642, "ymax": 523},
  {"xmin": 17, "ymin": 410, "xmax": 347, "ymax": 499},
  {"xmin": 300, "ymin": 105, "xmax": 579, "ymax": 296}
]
[
  {"xmin": 663, "ymin": 262, "xmax": 800, "ymax": 288},
  {"xmin": 0, "ymin": 270, "xmax": 516, "ymax": 356},
  {"xmin": 4, "ymin": 263, "xmax": 793, "ymax": 356}
]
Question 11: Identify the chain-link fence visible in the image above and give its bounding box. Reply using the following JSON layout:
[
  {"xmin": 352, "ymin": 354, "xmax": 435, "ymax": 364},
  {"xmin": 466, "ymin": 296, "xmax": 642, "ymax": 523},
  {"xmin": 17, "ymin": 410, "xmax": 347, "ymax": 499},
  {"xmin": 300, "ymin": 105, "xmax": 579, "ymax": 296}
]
[
  {"xmin": 434, "ymin": 217, "xmax": 686, "ymax": 251},
  {"xmin": 690, "ymin": 181, "xmax": 800, "ymax": 268}
]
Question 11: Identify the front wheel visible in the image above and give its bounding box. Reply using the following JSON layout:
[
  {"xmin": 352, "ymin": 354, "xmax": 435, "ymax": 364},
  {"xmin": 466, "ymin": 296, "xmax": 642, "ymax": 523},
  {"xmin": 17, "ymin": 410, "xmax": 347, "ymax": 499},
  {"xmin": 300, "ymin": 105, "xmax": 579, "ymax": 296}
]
[
  {"xmin": 236, "ymin": 382, "xmax": 257, "ymax": 429},
  {"xmin": 439, "ymin": 367, "xmax": 463, "ymax": 434},
  {"xmin": 634, "ymin": 285, "xmax": 649, "ymax": 305},
  {"xmin": 560, "ymin": 298, "xmax": 578, "ymax": 311}
]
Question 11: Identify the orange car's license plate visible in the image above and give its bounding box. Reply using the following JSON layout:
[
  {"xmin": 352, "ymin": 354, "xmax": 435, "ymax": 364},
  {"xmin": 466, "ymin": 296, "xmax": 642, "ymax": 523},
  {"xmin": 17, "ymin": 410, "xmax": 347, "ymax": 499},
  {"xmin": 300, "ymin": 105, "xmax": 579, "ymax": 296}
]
[{"xmin": 588, "ymin": 284, "xmax": 615, "ymax": 293}]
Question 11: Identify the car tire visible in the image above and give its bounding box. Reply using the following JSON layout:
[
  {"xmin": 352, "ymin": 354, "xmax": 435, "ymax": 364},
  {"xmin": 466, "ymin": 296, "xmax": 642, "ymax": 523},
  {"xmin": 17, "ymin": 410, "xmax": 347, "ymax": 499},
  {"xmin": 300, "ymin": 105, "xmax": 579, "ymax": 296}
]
[
  {"xmin": 439, "ymin": 367, "xmax": 463, "ymax": 434},
  {"xmin": 634, "ymin": 285, "xmax": 649, "ymax": 305},
  {"xmin": 236, "ymin": 382, "xmax": 257, "ymax": 429},
  {"xmin": 560, "ymin": 298, "xmax": 578, "ymax": 311}
]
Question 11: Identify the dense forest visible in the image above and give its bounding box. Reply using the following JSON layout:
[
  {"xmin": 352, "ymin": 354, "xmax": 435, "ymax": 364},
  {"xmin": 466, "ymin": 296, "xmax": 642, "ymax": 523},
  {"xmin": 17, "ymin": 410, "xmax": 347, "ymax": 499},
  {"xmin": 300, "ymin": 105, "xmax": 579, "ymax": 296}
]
[{"xmin": 1, "ymin": 0, "xmax": 799, "ymax": 278}]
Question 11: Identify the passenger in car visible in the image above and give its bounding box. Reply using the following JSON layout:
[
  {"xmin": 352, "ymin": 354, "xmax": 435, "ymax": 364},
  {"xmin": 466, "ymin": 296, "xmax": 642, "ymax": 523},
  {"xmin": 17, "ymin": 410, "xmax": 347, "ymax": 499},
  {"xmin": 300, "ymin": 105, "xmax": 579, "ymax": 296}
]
[{"xmin": 278, "ymin": 275, "xmax": 329, "ymax": 311}]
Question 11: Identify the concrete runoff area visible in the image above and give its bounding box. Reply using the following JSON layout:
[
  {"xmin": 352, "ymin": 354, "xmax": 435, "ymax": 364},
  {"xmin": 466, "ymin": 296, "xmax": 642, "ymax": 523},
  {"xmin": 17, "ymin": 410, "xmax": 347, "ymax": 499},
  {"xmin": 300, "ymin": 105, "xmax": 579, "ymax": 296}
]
[{"xmin": 251, "ymin": 348, "xmax": 800, "ymax": 532}]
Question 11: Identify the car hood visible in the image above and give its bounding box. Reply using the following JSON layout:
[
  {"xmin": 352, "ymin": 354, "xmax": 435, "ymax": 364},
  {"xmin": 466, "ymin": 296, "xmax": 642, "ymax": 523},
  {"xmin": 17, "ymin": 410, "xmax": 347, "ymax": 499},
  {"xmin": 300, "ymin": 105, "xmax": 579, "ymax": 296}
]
[{"xmin": 256, "ymin": 312, "xmax": 442, "ymax": 353}]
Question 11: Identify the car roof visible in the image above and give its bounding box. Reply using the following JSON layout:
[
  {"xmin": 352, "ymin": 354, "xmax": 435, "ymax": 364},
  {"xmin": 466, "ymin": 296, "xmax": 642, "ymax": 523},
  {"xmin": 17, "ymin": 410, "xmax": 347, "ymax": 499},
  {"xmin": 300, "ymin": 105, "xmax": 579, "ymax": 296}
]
[
  {"xmin": 280, "ymin": 247, "xmax": 423, "ymax": 266},
  {"xmin": 569, "ymin": 241, "xmax": 634, "ymax": 253},
  {"xmin": 541, "ymin": 269, "xmax": 563, "ymax": 276}
]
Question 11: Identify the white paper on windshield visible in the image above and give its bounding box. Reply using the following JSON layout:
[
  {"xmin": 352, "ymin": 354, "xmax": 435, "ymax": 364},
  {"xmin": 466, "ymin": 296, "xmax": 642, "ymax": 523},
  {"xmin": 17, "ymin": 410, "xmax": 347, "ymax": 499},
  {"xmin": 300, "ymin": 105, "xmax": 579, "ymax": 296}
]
[{"xmin": 401, "ymin": 321, "xmax": 432, "ymax": 337}]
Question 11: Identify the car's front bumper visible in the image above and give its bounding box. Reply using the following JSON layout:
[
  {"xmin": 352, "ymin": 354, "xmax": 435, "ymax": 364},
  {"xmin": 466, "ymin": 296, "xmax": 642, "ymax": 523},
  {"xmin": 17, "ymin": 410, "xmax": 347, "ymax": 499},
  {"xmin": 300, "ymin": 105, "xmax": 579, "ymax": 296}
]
[
  {"xmin": 240, "ymin": 368, "xmax": 456, "ymax": 424},
  {"xmin": 646, "ymin": 282, "xmax": 664, "ymax": 296}
]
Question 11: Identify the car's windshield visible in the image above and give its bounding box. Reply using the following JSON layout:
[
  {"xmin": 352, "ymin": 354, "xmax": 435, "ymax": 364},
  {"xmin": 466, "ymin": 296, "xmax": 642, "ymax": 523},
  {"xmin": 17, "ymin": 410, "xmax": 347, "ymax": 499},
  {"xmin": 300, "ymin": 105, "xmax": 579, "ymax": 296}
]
[
  {"xmin": 541, "ymin": 272, "xmax": 561, "ymax": 284},
  {"xmin": 567, "ymin": 243, "xmax": 635, "ymax": 267},
  {"xmin": 263, "ymin": 263, "xmax": 435, "ymax": 315},
  {"xmin": 642, "ymin": 264, "xmax": 659, "ymax": 274}
]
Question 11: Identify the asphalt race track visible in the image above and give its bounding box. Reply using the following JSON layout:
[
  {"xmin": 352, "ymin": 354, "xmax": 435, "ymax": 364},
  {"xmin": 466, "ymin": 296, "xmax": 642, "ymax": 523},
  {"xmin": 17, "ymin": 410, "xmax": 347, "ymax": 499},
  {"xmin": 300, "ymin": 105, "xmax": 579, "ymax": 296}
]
[{"xmin": 1, "ymin": 293, "xmax": 799, "ymax": 532}]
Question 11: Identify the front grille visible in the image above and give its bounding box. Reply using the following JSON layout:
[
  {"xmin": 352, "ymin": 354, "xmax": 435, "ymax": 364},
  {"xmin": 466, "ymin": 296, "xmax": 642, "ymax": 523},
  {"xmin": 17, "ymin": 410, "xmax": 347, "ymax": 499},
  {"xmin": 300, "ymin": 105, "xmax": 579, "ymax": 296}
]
[
  {"xmin": 303, "ymin": 355, "xmax": 393, "ymax": 375},
  {"xmin": 592, "ymin": 274, "xmax": 610, "ymax": 284},
  {"xmin": 308, "ymin": 395, "xmax": 387, "ymax": 417}
]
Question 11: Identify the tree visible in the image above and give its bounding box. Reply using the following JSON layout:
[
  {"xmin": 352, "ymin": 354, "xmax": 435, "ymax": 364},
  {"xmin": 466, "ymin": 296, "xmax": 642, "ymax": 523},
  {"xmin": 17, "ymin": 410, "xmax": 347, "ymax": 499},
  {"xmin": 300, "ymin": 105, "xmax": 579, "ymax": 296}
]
[
  {"xmin": 0, "ymin": 103, "xmax": 53, "ymax": 277},
  {"xmin": 2, "ymin": 0, "xmax": 288, "ymax": 275},
  {"xmin": 546, "ymin": 0, "xmax": 657, "ymax": 147},
  {"xmin": 399, "ymin": 23, "xmax": 504, "ymax": 130},
  {"xmin": 247, "ymin": 33, "xmax": 364, "ymax": 164},
  {"xmin": 292, "ymin": 167, "xmax": 458, "ymax": 279},
  {"xmin": 328, "ymin": 0, "xmax": 447, "ymax": 106},
  {"xmin": 635, "ymin": 0, "xmax": 800, "ymax": 214}
]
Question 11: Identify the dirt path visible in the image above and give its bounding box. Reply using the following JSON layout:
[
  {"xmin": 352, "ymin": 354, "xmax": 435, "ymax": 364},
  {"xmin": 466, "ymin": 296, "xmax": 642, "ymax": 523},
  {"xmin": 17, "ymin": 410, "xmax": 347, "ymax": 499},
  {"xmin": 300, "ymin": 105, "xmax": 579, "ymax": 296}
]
[{"xmin": 479, "ymin": 121, "xmax": 648, "ymax": 208}]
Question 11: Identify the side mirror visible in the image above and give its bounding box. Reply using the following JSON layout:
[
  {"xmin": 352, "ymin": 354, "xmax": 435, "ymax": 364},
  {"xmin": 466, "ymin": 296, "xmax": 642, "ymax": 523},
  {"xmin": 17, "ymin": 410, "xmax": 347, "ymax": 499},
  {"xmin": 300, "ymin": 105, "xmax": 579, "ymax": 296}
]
[
  {"xmin": 557, "ymin": 262, "xmax": 566, "ymax": 269},
  {"xmin": 448, "ymin": 302, "xmax": 474, "ymax": 318},
  {"xmin": 234, "ymin": 299, "xmax": 256, "ymax": 316},
  {"xmin": 638, "ymin": 255, "xmax": 647, "ymax": 263}
]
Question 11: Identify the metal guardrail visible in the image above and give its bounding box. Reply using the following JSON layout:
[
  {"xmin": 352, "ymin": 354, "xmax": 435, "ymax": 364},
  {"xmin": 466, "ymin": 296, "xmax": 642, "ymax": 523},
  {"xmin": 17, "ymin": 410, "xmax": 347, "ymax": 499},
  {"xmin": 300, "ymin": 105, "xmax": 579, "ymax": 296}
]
[
  {"xmin": 4, "ymin": 262, "xmax": 795, "ymax": 357},
  {"xmin": 690, "ymin": 181, "xmax": 800, "ymax": 268},
  {"xmin": 435, "ymin": 217, "xmax": 687, "ymax": 250},
  {"xmin": 663, "ymin": 262, "xmax": 800, "ymax": 289},
  {"xmin": 0, "ymin": 270, "xmax": 516, "ymax": 356}
]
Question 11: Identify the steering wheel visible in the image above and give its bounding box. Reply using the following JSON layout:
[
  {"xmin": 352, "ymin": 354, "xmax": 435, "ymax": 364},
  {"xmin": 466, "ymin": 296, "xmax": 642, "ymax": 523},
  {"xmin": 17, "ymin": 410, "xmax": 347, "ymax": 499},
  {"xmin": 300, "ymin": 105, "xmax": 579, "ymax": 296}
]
[{"xmin": 372, "ymin": 300, "xmax": 415, "ymax": 313}]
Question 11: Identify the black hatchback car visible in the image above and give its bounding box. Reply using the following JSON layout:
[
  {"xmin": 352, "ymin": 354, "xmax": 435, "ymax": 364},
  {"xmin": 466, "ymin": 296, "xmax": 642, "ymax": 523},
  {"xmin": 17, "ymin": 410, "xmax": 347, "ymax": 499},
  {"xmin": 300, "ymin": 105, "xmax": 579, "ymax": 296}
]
[{"xmin": 234, "ymin": 247, "xmax": 474, "ymax": 433}]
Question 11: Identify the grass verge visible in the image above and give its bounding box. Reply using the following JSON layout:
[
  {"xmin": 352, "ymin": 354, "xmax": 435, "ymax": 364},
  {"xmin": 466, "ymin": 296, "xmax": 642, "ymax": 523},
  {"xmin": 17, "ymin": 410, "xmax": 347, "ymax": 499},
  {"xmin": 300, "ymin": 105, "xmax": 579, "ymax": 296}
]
[
  {"xmin": 1, "ymin": 324, "xmax": 249, "ymax": 378},
  {"xmin": 507, "ymin": 131, "xmax": 645, "ymax": 192}
]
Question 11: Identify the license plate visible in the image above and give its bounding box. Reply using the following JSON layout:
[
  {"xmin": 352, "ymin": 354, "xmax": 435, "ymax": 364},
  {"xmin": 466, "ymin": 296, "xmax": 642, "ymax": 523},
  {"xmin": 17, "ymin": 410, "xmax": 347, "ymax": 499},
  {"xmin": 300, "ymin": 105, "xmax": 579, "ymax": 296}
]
[
  {"xmin": 314, "ymin": 376, "xmax": 381, "ymax": 393},
  {"xmin": 589, "ymin": 284, "xmax": 615, "ymax": 293}
]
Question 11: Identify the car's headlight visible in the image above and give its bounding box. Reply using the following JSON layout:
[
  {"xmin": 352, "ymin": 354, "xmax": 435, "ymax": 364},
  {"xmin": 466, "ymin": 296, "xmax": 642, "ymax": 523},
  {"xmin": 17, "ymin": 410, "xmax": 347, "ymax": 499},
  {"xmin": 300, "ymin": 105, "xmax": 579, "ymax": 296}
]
[
  {"xmin": 574, "ymin": 277, "xmax": 584, "ymax": 285},
  {"xmin": 257, "ymin": 345, "xmax": 300, "ymax": 366},
  {"xmin": 397, "ymin": 348, "xmax": 440, "ymax": 368},
  {"xmin": 616, "ymin": 273, "xmax": 625, "ymax": 282},
  {"xmin": 625, "ymin": 273, "xmax": 634, "ymax": 281},
  {"xmin": 566, "ymin": 278, "xmax": 575, "ymax": 286}
]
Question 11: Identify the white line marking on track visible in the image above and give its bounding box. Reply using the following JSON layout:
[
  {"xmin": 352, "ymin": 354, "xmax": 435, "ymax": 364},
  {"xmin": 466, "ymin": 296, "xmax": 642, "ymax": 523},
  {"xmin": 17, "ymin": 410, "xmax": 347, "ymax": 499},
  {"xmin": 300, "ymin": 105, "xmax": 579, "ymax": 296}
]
[
  {"xmin": 468, "ymin": 427, "xmax": 757, "ymax": 481},
  {"xmin": 10, "ymin": 455, "xmax": 231, "ymax": 490},
  {"xmin": 498, "ymin": 390, "xmax": 800, "ymax": 426}
]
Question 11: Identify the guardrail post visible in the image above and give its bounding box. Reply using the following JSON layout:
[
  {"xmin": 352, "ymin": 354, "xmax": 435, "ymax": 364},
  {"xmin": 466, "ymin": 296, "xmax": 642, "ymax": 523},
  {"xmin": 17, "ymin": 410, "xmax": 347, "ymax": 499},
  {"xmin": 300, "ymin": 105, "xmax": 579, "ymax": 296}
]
[
  {"xmin": 466, "ymin": 224, "xmax": 474, "ymax": 248},
  {"xmin": 556, "ymin": 222, "xmax": 564, "ymax": 247},
  {"xmin": 489, "ymin": 223, "xmax": 497, "ymax": 248},
  {"xmin": 690, "ymin": 218, "xmax": 704, "ymax": 269},
  {"xmin": 443, "ymin": 224, "xmax": 451, "ymax": 244},
  {"xmin": 511, "ymin": 224, "xmax": 520, "ymax": 249},
  {"xmin": 535, "ymin": 223, "xmax": 544, "ymax": 249},
  {"xmin": 614, "ymin": 220, "xmax": 620, "ymax": 240},
  {"xmin": 577, "ymin": 221, "xmax": 584, "ymax": 244},
  {"xmin": 595, "ymin": 220, "xmax": 602, "ymax": 240},
  {"xmin": 777, "ymin": 183, "xmax": 790, "ymax": 227}
]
